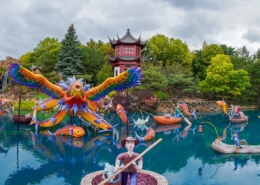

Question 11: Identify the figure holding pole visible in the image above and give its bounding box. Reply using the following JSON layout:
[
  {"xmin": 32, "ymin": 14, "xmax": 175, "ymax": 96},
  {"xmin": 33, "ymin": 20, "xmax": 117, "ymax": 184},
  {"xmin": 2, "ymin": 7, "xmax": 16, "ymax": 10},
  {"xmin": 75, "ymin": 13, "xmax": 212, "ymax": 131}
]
[
  {"xmin": 115, "ymin": 136, "xmax": 142, "ymax": 185},
  {"xmin": 172, "ymin": 104, "xmax": 192, "ymax": 125},
  {"xmin": 98, "ymin": 138, "xmax": 162, "ymax": 185}
]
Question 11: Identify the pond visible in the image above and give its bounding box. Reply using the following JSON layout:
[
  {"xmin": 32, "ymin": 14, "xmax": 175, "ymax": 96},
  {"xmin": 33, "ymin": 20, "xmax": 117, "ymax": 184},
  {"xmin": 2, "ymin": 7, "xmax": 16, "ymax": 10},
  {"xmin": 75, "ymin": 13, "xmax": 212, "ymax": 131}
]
[{"xmin": 0, "ymin": 110, "xmax": 260, "ymax": 185}]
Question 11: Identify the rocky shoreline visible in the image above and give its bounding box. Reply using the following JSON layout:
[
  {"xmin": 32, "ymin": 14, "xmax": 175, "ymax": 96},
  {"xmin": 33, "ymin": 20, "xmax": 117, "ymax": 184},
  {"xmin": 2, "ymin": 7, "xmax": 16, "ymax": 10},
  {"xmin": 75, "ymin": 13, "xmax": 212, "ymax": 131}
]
[
  {"xmin": 156, "ymin": 100, "xmax": 258, "ymax": 113},
  {"xmin": 0, "ymin": 90, "xmax": 259, "ymax": 114}
]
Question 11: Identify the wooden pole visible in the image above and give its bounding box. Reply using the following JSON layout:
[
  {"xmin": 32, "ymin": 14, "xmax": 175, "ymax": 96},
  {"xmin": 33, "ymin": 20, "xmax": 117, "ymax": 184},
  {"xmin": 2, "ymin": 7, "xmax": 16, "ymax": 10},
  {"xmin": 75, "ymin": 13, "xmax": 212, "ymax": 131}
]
[
  {"xmin": 172, "ymin": 104, "xmax": 192, "ymax": 125},
  {"xmin": 172, "ymin": 124, "xmax": 192, "ymax": 142},
  {"xmin": 17, "ymin": 84, "xmax": 22, "ymax": 131},
  {"xmin": 73, "ymin": 111, "xmax": 74, "ymax": 124},
  {"xmin": 98, "ymin": 138, "xmax": 162, "ymax": 185},
  {"xmin": 126, "ymin": 82, "xmax": 129, "ymax": 137}
]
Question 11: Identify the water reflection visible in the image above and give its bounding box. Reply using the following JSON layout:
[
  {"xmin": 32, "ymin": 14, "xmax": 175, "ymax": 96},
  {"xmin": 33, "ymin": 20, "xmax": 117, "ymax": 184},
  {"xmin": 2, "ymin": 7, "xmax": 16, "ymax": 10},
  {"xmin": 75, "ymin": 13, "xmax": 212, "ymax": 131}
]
[{"xmin": 0, "ymin": 110, "xmax": 260, "ymax": 184}]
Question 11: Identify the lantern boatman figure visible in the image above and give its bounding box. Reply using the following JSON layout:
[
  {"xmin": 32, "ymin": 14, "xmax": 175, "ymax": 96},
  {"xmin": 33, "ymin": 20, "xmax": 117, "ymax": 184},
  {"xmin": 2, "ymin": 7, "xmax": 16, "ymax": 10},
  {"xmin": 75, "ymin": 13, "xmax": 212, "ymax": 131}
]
[
  {"xmin": 115, "ymin": 136, "xmax": 143, "ymax": 185},
  {"xmin": 232, "ymin": 132, "xmax": 243, "ymax": 149},
  {"xmin": 174, "ymin": 104, "xmax": 180, "ymax": 118}
]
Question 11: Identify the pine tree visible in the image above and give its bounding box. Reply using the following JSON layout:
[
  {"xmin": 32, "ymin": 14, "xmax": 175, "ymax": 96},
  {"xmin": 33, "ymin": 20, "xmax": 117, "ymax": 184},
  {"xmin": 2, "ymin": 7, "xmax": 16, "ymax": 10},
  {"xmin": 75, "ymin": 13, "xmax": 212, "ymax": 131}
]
[{"xmin": 54, "ymin": 24, "xmax": 84, "ymax": 79}]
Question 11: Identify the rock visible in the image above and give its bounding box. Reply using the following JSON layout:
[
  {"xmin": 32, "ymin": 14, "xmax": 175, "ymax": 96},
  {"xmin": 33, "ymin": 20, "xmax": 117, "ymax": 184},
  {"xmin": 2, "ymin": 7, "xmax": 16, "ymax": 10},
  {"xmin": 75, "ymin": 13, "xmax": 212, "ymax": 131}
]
[
  {"xmin": 133, "ymin": 96, "xmax": 139, "ymax": 102},
  {"xmin": 0, "ymin": 56, "xmax": 21, "ymax": 76}
]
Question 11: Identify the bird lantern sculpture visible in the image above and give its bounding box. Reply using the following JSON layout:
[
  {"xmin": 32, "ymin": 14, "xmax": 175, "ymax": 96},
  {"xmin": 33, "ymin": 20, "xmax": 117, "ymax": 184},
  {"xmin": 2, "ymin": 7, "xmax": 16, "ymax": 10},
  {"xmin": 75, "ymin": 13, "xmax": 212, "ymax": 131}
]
[{"xmin": 8, "ymin": 64, "xmax": 142, "ymax": 131}]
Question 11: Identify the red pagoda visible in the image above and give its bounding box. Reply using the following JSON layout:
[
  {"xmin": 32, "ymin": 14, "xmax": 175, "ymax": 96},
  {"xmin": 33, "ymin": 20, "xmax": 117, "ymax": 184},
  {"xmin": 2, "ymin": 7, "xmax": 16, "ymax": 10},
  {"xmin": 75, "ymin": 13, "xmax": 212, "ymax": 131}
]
[{"xmin": 108, "ymin": 29, "xmax": 147, "ymax": 76}]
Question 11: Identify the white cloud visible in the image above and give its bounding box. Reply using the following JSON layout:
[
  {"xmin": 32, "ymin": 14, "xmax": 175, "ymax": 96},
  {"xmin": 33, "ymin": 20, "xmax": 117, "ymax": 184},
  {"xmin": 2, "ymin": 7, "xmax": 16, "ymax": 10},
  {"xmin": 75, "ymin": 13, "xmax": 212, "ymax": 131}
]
[{"xmin": 1, "ymin": 0, "xmax": 260, "ymax": 59}]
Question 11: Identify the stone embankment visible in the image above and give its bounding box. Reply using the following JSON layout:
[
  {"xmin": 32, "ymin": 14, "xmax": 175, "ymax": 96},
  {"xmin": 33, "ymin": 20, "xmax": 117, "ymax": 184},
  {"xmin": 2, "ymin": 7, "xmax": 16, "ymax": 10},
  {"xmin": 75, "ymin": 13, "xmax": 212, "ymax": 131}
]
[
  {"xmin": 156, "ymin": 98, "xmax": 258, "ymax": 113},
  {"xmin": 0, "ymin": 56, "xmax": 20, "ymax": 76}
]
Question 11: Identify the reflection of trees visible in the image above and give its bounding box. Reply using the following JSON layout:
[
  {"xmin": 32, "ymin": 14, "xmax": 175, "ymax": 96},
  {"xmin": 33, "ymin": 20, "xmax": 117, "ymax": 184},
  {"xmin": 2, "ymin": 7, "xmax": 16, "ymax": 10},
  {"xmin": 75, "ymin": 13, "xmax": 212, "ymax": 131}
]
[
  {"xmin": 2, "ymin": 129, "xmax": 111, "ymax": 185},
  {"xmin": 5, "ymin": 163, "xmax": 60, "ymax": 185},
  {"xmin": 211, "ymin": 152, "xmax": 259, "ymax": 171},
  {"xmin": 134, "ymin": 110, "xmax": 260, "ymax": 174},
  {"xmin": 1, "ymin": 110, "xmax": 260, "ymax": 184},
  {"xmin": 137, "ymin": 132, "xmax": 194, "ymax": 174}
]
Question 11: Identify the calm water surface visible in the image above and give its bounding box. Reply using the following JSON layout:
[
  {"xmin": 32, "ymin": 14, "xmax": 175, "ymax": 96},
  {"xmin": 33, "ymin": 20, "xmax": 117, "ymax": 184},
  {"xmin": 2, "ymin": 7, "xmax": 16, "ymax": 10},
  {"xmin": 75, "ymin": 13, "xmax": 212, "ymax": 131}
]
[{"xmin": 0, "ymin": 110, "xmax": 260, "ymax": 185}]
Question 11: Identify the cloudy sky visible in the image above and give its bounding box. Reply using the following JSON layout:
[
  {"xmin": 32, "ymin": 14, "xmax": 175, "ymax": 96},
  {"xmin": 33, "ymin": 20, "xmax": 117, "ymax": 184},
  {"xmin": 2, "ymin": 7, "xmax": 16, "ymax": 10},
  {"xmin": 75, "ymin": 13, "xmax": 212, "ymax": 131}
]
[{"xmin": 1, "ymin": 0, "xmax": 260, "ymax": 60}]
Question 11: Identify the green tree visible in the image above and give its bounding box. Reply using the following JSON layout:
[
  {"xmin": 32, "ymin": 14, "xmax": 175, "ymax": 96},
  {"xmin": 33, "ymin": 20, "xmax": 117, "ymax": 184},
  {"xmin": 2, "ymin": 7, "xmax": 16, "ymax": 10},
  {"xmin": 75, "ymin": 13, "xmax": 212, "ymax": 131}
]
[
  {"xmin": 220, "ymin": 44, "xmax": 235, "ymax": 56},
  {"xmin": 137, "ymin": 65, "xmax": 167, "ymax": 91},
  {"xmin": 20, "ymin": 52, "xmax": 33, "ymax": 69},
  {"xmin": 200, "ymin": 54, "xmax": 251, "ymax": 97},
  {"xmin": 192, "ymin": 44, "xmax": 224, "ymax": 81},
  {"xmin": 97, "ymin": 62, "xmax": 113, "ymax": 85},
  {"xmin": 142, "ymin": 34, "xmax": 169, "ymax": 66},
  {"xmin": 81, "ymin": 47, "xmax": 105, "ymax": 85},
  {"xmin": 192, "ymin": 50, "xmax": 204, "ymax": 80},
  {"xmin": 84, "ymin": 39, "xmax": 114, "ymax": 62},
  {"xmin": 99, "ymin": 43, "xmax": 115, "ymax": 62},
  {"xmin": 143, "ymin": 34, "xmax": 193, "ymax": 68},
  {"xmin": 20, "ymin": 37, "xmax": 61, "ymax": 74},
  {"xmin": 253, "ymin": 48, "xmax": 260, "ymax": 61},
  {"xmin": 164, "ymin": 38, "xmax": 193, "ymax": 66},
  {"xmin": 248, "ymin": 60, "xmax": 260, "ymax": 104},
  {"xmin": 230, "ymin": 46, "xmax": 253, "ymax": 71},
  {"xmin": 167, "ymin": 74, "xmax": 196, "ymax": 103},
  {"xmin": 202, "ymin": 41, "xmax": 208, "ymax": 49},
  {"xmin": 35, "ymin": 38, "xmax": 61, "ymax": 74},
  {"xmin": 54, "ymin": 24, "xmax": 84, "ymax": 79},
  {"xmin": 86, "ymin": 39, "xmax": 104, "ymax": 50},
  {"xmin": 161, "ymin": 62, "xmax": 193, "ymax": 77},
  {"xmin": 202, "ymin": 44, "xmax": 224, "ymax": 62}
]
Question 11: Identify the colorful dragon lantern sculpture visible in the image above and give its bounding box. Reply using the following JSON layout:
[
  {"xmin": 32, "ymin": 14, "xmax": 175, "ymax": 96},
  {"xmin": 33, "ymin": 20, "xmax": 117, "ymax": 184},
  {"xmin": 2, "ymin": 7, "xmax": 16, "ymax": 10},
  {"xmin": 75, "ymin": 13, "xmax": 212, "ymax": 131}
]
[{"xmin": 8, "ymin": 64, "xmax": 142, "ymax": 131}]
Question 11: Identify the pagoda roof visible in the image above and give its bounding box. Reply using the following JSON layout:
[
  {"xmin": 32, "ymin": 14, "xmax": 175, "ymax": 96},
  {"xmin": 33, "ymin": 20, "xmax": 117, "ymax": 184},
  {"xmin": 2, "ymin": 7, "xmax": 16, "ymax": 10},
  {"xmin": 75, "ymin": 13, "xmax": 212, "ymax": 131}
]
[
  {"xmin": 108, "ymin": 29, "xmax": 147, "ymax": 49},
  {"xmin": 108, "ymin": 56, "xmax": 141, "ymax": 62}
]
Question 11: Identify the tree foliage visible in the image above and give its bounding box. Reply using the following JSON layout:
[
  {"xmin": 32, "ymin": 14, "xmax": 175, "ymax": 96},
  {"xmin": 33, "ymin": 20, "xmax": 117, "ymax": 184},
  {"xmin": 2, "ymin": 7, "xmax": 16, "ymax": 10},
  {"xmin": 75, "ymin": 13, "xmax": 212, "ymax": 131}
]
[
  {"xmin": 142, "ymin": 34, "xmax": 193, "ymax": 67},
  {"xmin": 20, "ymin": 37, "xmax": 61, "ymax": 73},
  {"xmin": 220, "ymin": 44, "xmax": 235, "ymax": 56},
  {"xmin": 230, "ymin": 46, "xmax": 253, "ymax": 71},
  {"xmin": 192, "ymin": 44, "xmax": 224, "ymax": 81},
  {"xmin": 167, "ymin": 74, "xmax": 196, "ymax": 102},
  {"xmin": 97, "ymin": 62, "xmax": 113, "ymax": 85},
  {"xmin": 142, "ymin": 34, "xmax": 169, "ymax": 66},
  {"xmin": 248, "ymin": 60, "xmax": 260, "ymax": 103},
  {"xmin": 137, "ymin": 65, "xmax": 167, "ymax": 91},
  {"xmin": 81, "ymin": 47, "xmax": 105, "ymax": 85},
  {"xmin": 16, "ymin": 31, "xmax": 260, "ymax": 103},
  {"xmin": 164, "ymin": 38, "xmax": 193, "ymax": 66},
  {"xmin": 54, "ymin": 24, "xmax": 84, "ymax": 79},
  {"xmin": 200, "ymin": 54, "xmax": 251, "ymax": 97},
  {"xmin": 99, "ymin": 43, "xmax": 115, "ymax": 62},
  {"xmin": 20, "ymin": 52, "xmax": 33, "ymax": 69}
]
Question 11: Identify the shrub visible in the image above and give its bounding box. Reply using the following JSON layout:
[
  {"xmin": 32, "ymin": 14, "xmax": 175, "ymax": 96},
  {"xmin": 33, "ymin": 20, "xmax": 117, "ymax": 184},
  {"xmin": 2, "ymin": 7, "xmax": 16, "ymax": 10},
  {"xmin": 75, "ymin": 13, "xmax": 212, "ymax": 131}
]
[
  {"xmin": 131, "ymin": 89, "xmax": 155, "ymax": 101},
  {"xmin": 13, "ymin": 101, "xmax": 36, "ymax": 110},
  {"xmin": 155, "ymin": 91, "xmax": 167, "ymax": 100},
  {"xmin": 108, "ymin": 90, "xmax": 117, "ymax": 98},
  {"xmin": 33, "ymin": 93, "xmax": 50, "ymax": 100}
]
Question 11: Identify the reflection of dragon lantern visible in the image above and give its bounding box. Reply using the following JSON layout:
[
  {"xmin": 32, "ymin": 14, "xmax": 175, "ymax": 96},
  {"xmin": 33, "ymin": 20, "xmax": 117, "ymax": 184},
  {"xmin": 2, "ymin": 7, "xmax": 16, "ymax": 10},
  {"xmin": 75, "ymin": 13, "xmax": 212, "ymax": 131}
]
[{"xmin": 8, "ymin": 64, "xmax": 142, "ymax": 131}]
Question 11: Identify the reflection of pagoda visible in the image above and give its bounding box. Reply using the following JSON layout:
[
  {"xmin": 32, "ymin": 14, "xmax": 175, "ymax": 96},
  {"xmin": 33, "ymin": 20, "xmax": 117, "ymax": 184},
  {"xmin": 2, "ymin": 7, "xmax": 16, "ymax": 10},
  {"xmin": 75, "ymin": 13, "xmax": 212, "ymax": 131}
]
[{"xmin": 108, "ymin": 29, "xmax": 147, "ymax": 77}]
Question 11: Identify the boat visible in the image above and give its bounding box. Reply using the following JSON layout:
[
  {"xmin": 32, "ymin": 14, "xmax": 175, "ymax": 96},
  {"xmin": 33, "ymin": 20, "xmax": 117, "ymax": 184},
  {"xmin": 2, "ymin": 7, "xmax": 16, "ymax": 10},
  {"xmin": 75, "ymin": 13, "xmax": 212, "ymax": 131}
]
[
  {"xmin": 13, "ymin": 115, "xmax": 32, "ymax": 124},
  {"xmin": 229, "ymin": 112, "xmax": 248, "ymax": 123},
  {"xmin": 211, "ymin": 139, "xmax": 260, "ymax": 154},
  {"xmin": 80, "ymin": 170, "xmax": 168, "ymax": 185},
  {"xmin": 153, "ymin": 115, "xmax": 181, "ymax": 125}
]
